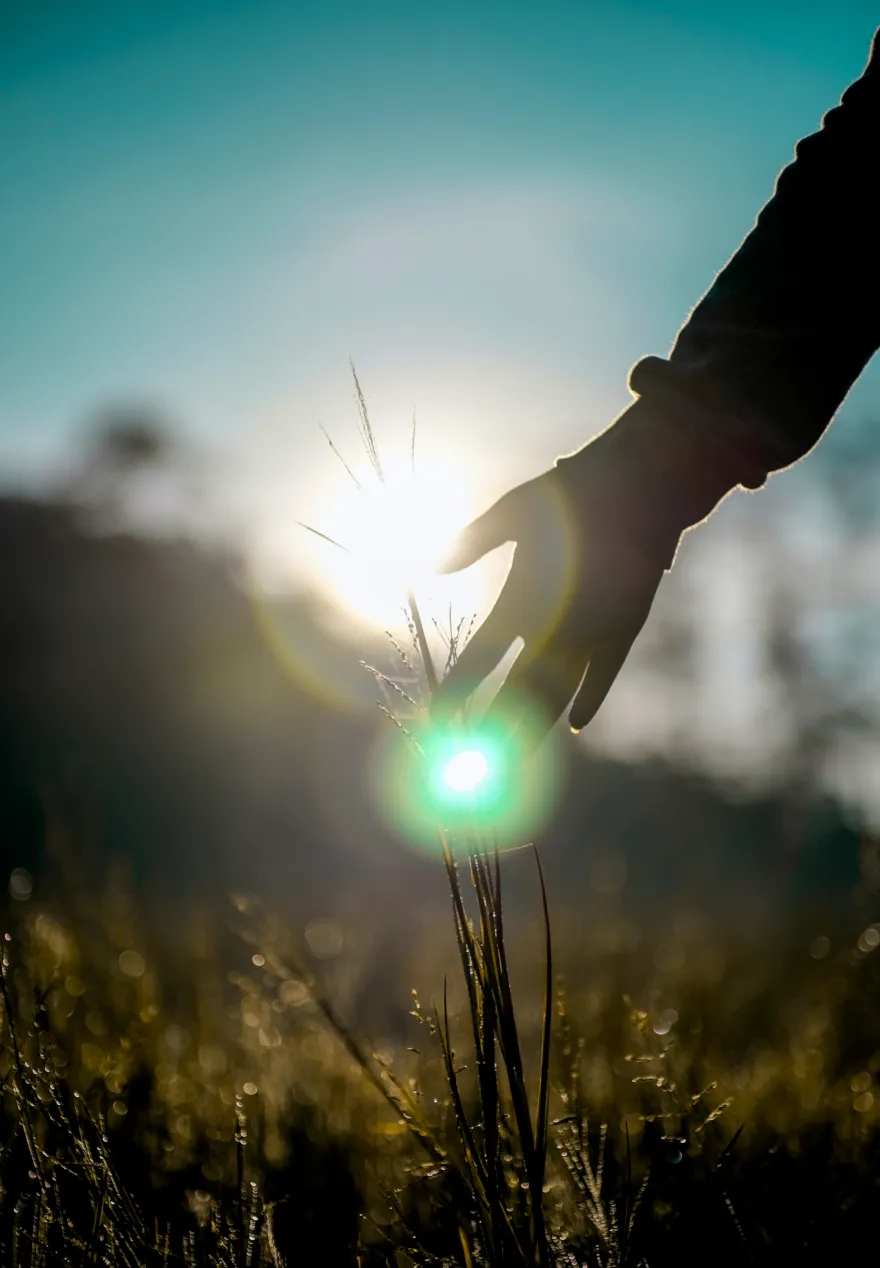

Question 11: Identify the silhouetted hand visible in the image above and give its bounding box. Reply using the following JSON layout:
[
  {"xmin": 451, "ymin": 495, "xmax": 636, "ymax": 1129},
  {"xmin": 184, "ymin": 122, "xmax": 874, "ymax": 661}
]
[{"xmin": 433, "ymin": 396, "xmax": 736, "ymax": 747}]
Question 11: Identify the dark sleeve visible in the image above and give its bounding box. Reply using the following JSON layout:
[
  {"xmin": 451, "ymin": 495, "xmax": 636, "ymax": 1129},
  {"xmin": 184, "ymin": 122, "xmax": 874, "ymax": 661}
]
[{"xmin": 629, "ymin": 27, "xmax": 880, "ymax": 484}]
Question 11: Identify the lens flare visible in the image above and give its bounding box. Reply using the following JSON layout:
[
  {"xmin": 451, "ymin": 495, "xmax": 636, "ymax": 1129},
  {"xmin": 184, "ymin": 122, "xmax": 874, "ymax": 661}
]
[
  {"xmin": 442, "ymin": 748, "xmax": 489, "ymax": 792},
  {"xmin": 369, "ymin": 717, "xmax": 566, "ymax": 856}
]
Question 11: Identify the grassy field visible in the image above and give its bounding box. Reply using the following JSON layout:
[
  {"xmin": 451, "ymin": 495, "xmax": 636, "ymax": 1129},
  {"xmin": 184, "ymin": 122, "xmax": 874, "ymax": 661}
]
[
  {"xmin": 3, "ymin": 399, "xmax": 879, "ymax": 1264},
  {"xmin": 3, "ymin": 842, "xmax": 880, "ymax": 1267}
]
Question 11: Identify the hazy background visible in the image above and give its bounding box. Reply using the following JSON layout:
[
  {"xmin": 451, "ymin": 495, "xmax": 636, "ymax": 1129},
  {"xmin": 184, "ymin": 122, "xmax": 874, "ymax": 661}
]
[{"xmin": 2, "ymin": 0, "xmax": 880, "ymax": 914}]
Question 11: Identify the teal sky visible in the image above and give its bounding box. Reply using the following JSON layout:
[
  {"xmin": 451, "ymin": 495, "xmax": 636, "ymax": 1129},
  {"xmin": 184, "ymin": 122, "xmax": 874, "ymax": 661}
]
[{"xmin": 1, "ymin": 1, "xmax": 878, "ymax": 572}]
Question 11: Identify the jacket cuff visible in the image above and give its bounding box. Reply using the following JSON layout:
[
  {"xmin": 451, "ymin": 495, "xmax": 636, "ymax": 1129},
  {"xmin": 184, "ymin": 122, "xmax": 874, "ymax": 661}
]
[{"xmin": 628, "ymin": 355, "xmax": 791, "ymax": 486}]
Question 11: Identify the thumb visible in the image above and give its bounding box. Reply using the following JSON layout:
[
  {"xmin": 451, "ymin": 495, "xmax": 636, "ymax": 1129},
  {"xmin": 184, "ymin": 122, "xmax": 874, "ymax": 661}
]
[
  {"xmin": 568, "ymin": 634, "xmax": 638, "ymax": 734},
  {"xmin": 436, "ymin": 485, "xmax": 526, "ymax": 574}
]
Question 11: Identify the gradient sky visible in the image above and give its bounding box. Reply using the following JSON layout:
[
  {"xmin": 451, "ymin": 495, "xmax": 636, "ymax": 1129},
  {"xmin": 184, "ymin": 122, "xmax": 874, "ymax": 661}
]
[{"xmin": 2, "ymin": 1, "xmax": 878, "ymax": 578}]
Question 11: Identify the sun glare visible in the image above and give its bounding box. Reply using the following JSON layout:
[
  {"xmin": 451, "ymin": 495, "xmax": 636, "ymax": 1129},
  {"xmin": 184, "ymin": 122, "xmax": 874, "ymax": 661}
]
[{"xmin": 318, "ymin": 457, "xmax": 485, "ymax": 629}]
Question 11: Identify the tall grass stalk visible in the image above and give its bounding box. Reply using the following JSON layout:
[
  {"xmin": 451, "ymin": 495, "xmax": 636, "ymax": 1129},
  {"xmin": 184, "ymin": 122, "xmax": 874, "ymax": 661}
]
[{"xmin": 336, "ymin": 368, "xmax": 563, "ymax": 1264}]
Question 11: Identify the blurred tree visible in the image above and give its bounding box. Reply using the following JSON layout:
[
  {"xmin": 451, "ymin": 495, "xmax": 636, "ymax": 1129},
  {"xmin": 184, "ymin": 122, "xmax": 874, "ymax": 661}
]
[
  {"xmin": 86, "ymin": 408, "xmax": 175, "ymax": 471},
  {"xmin": 60, "ymin": 403, "xmax": 217, "ymax": 542}
]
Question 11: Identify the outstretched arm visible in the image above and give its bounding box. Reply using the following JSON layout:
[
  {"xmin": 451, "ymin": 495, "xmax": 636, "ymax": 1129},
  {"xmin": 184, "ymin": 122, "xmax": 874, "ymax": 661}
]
[
  {"xmin": 632, "ymin": 26, "xmax": 880, "ymax": 492},
  {"xmin": 436, "ymin": 29, "xmax": 880, "ymax": 743}
]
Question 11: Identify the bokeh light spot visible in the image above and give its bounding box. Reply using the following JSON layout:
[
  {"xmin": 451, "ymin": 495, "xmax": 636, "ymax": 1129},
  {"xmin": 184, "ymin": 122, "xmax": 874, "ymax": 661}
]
[
  {"xmin": 119, "ymin": 949, "xmax": 146, "ymax": 978},
  {"xmin": 9, "ymin": 867, "xmax": 33, "ymax": 901},
  {"xmin": 305, "ymin": 919, "xmax": 343, "ymax": 959}
]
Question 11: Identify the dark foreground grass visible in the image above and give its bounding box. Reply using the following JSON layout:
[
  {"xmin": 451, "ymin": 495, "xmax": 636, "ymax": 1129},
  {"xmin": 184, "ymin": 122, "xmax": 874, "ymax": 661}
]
[{"xmin": 3, "ymin": 849, "xmax": 880, "ymax": 1267}]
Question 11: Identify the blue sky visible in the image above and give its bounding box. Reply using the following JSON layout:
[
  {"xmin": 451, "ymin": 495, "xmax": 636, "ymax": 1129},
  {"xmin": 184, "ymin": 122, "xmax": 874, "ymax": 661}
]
[{"xmin": 1, "ymin": 0, "xmax": 878, "ymax": 573}]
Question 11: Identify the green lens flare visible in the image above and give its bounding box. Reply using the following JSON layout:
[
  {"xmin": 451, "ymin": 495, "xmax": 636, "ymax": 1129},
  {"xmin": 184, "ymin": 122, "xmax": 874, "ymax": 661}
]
[
  {"xmin": 425, "ymin": 729, "xmax": 507, "ymax": 816},
  {"xmin": 442, "ymin": 748, "xmax": 488, "ymax": 792},
  {"xmin": 369, "ymin": 716, "xmax": 566, "ymax": 856}
]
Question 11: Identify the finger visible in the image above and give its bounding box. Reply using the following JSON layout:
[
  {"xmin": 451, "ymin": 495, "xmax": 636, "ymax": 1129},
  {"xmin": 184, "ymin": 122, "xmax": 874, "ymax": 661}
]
[
  {"xmin": 568, "ymin": 633, "xmax": 638, "ymax": 734},
  {"xmin": 432, "ymin": 593, "xmax": 520, "ymax": 718},
  {"xmin": 486, "ymin": 633, "xmax": 589, "ymax": 754},
  {"xmin": 436, "ymin": 485, "xmax": 525, "ymax": 574}
]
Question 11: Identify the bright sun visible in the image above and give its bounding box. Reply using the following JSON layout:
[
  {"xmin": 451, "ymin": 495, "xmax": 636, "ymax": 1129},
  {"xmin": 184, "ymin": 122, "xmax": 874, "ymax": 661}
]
[{"xmin": 317, "ymin": 457, "xmax": 486, "ymax": 630}]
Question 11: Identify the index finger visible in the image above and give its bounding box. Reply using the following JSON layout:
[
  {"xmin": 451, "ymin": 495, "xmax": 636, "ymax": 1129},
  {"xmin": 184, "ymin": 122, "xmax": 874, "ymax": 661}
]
[{"xmin": 436, "ymin": 486, "xmax": 522, "ymax": 574}]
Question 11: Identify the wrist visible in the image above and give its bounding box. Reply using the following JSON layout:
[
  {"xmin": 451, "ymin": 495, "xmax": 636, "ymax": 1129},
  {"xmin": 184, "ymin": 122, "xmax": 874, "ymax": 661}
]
[{"xmin": 556, "ymin": 397, "xmax": 743, "ymax": 570}]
